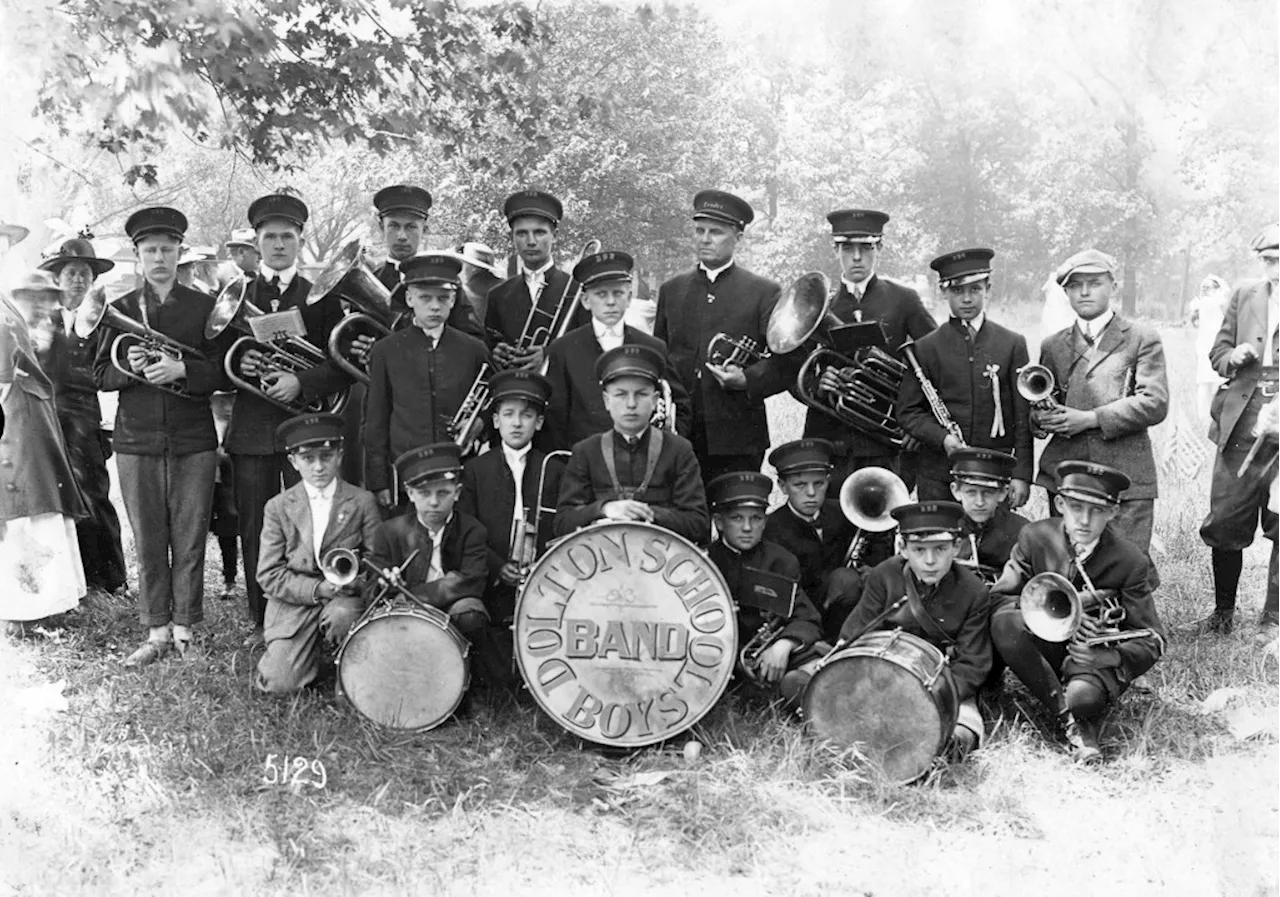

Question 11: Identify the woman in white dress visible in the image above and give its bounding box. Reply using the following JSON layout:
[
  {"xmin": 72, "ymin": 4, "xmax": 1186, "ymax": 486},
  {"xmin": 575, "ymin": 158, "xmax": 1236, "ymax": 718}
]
[{"xmin": 1189, "ymin": 274, "xmax": 1230, "ymax": 425}]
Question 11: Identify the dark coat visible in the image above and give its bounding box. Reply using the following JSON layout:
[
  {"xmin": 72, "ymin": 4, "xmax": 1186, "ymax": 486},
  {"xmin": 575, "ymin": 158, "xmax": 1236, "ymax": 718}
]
[
  {"xmin": 48, "ymin": 321, "xmax": 111, "ymax": 483},
  {"xmin": 838, "ymin": 555, "xmax": 992, "ymax": 701},
  {"xmin": 707, "ymin": 538, "xmax": 822, "ymax": 652},
  {"xmin": 483, "ymin": 268, "xmax": 590, "ymax": 348},
  {"xmin": 653, "ymin": 264, "xmax": 792, "ymax": 456},
  {"xmin": 543, "ymin": 323, "xmax": 691, "ymax": 450},
  {"xmin": 364, "ymin": 325, "xmax": 490, "ymax": 492},
  {"xmin": 897, "ymin": 316, "xmax": 1033, "ymax": 482},
  {"xmin": 958, "ymin": 505, "xmax": 1029, "ymax": 577},
  {"xmin": 224, "ymin": 273, "xmax": 352, "ymax": 455},
  {"xmin": 1208, "ymin": 279, "xmax": 1273, "ymax": 448},
  {"xmin": 1035, "ymin": 314, "xmax": 1169, "ymax": 499},
  {"xmin": 991, "ymin": 517, "xmax": 1166, "ymax": 683},
  {"xmin": 553, "ymin": 426, "xmax": 709, "ymax": 543},
  {"xmin": 763, "ymin": 499, "xmax": 857, "ymax": 597},
  {"xmin": 367, "ymin": 509, "xmax": 489, "ymax": 612},
  {"xmin": 374, "ymin": 260, "xmax": 484, "ymax": 341},
  {"xmin": 92, "ymin": 282, "xmax": 230, "ymax": 456}
]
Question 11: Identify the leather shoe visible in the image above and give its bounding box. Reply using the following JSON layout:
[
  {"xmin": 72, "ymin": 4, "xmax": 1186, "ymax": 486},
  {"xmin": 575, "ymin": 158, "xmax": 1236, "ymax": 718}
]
[
  {"xmin": 243, "ymin": 626, "xmax": 266, "ymax": 650},
  {"xmin": 1255, "ymin": 614, "xmax": 1278, "ymax": 645},
  {"xmin": 123, "ymin": 640, "xmax": 171, "ymax": 668},
  {"xmin": 1062, "ymin": 713, "xmax": 1102, "ymax": 764},
  {"xmin": 1184, "ymin": 608, "xmax": 1236, "ymax": 637}
]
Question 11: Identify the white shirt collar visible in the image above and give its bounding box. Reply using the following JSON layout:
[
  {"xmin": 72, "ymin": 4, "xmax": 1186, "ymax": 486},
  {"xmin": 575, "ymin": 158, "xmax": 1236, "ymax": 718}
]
[
  {"xmin": 699, "ymin": 260, "xmax": 734, "ymax": 283},
  {"xmin": 502, "ymin": 442, "xmax": 532, "ymax": 467},
  {"xmin": 592, "ymin": 317, "xmax": 625, "ymax": 340},
  {"xmin": 1076, "ymin": 308, "xmax": 1114, "ymax": 340},
  {"xmin": 841, "ymin": 275, "xmax": 871, "ymax": 297},
  {"xmin": 1073, "ymin": 537, "xmax": 1101, "ymax": 564},
  {"xmin": 420, "ymin": 512, "xmax": 453, "ymax": 540},
  {"xmin": 524, "ymin": 260, "xmax": 554, "ymax": 281},
  {"xmin": 954, "ymin": 312, "xmax": 986, "ymax": 332},
  {"xmin": 303, "ymin": 479, "xmax": 337, "ymax": 501},
  {"xmin": 415, "ymin": 321, "xmax": 445, "ymax": 342},
  {"xmin": 263, "ymin": 264, "xmax": 297, "ymax": 288}
]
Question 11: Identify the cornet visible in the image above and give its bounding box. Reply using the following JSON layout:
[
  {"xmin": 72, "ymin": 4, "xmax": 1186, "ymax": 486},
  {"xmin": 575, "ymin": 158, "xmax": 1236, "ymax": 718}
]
[
  {"xmin": 1016, "ymin": 363, "xmax": 1059, "ymax": 410},
  {"xmin": 1020, "ymin": 571, "xmax": 1156, "ymax": 648},
  {"xmin": 839, "ymin": 467, "xmax": 910, "ymax": 567},
  {"xmin": 320, "ymin": 547, "xmax": 362, "ymax": 588},
  {"xmin": 739, "ymin": 616, "xmax": 787, "ymax": 683},
  {"xmin": 707, "ymin": 332, "xmax": 768, "ymax": 368}
]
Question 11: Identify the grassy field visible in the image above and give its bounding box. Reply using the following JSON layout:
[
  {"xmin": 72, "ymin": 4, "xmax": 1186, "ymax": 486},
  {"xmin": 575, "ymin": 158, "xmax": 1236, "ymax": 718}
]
[{"xmin": 1, "ymin": 325, "xmax": 1277, "ymax": 896}]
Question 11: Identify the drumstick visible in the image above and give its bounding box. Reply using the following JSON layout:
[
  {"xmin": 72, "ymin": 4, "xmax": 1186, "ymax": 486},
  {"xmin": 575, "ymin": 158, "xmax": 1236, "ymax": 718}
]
[{"xmin": 813, "ymin": 595, "xmax": 910, "ymax": 673}]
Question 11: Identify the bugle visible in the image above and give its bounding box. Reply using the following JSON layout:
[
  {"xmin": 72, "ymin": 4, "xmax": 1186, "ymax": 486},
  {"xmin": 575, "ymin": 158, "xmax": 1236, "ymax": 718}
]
[
  {"xmin": 900, "ymin": 337, "xmax": 965, "ymax": 447},
  {"xmin": 314, "ymin": 239, "xmax": 401, "ymax": 385},
  {"xmin": 75, "ymin": 285, "xmax": 208, "ymax": 399},
  {"xmin": 1020, "ymin": 572, "xmax": 1156, "ymax": 648},
  {"xmin": 839, "ymin": 466, "xmax": 909, "ymax": 567}
]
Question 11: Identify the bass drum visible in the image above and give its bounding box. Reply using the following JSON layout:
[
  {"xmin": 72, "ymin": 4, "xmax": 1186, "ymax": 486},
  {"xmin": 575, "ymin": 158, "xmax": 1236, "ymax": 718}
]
[
  {"xmin": 337, "ymin": 603, "xmax": 470, "ymax": 732},
  {"xmin": 802, "ymin": 629, "xmax": 958, "ymax": 783},
  {"xmin": 514, "ymin": 521, "xmax": 737, "ymax": 748}
]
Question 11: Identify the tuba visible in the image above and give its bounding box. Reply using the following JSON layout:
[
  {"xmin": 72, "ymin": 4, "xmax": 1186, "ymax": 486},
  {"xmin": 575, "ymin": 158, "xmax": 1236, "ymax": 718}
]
[
  {"xmin": 208, "ymin": 277, "xmax": 349, "ymax": 415},
  {"xmin": 315, "ymin": 239, "xmax": 401, "ymax": 385},
  {"xmin": 1020, "ymin": 572, "xmax": 1157, "ymax": 648},
  {"xmin": 839, "ymin": 466, "xmax": 910, "ymax": 567},
  {"xmin": 75, "ymin": 284, "xmax": 209, "ymax": 399}
]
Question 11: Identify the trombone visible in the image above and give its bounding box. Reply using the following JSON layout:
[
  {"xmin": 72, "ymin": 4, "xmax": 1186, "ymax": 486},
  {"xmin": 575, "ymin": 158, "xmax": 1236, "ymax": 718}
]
[
  {"xmin": 839, "ymin": 467, "xmax": 909, "ymax": 567},
  {"xmin": 315, "ymin": 239, "xmax": 401, "ymax": 385},
  {"xmin": 508, "ymin": 451, "xmax": 572, "ymax": 583}
]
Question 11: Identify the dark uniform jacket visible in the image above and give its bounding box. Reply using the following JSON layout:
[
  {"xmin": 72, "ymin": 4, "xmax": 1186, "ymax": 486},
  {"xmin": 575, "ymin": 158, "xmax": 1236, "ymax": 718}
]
[
  {"xmin": 375, "ymin": 260, "xmax": 484, "ymax": 341},
  {"xmin": 1035, "ymin": 315, "xmax": 1168, "ymax": 500},
  {"xmin": 543, "ymin": 323, "xmax": 691, "ymax": 450},
  {"xmin": 364, "ymin": 325, "xmax": 489, "ymax": 492},
  {"xmin": 1208, "ymin": 278, "xmax": 1274, "ymax": 448},
  {"xmin": 224, "ymin": 274, "xmax": 352, "ymax": 455},
  {"xmin": 367, "ymin": 509, "xmax": 489, "ymax": 612},
  {"xmin": 897, "ymin": 316, "xmax": 1033, "ymax": 482},
  {"xmin": 792, "ymin": 276, "xmax": 936, "ymax": 457},
  {"xmin": 92, "ymin": 282, "xmax": 230, "ymax": 456},
  {"xmin": 483, "ymin": 267, "xmax": 590, "ymax": 348},
  {"xmin": 839, "ymin": 555, "xmax": 992, "ymax": 701},
  {"xmin": 49, "ymin": 317, "xmax": 102, "ymax": 432},
  {"xmin": 957, "ymin": 505, "xmax": 1029, "ymax": 579},
  {"xmin": 553, "ymin": 426, "xmax": 709, "ymax": 543},
  {"xmin": 707, "ymin": 538, "xmax": 822, "ymax": 652},
  {"xmin": 763, "ymin": 500, "xmax": 857, "ymax": 597},
  {"xmin": 654, "ymin": 263, "xmax": 792, "ymax": 457},
  {"xmin": 991, "ymin": 518, "xmax": 1166, "ymax": 685}
]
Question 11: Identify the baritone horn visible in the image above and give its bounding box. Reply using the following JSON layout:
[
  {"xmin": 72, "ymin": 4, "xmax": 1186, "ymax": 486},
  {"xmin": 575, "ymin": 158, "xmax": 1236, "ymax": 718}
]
[
  {"xmin": 1020, "ymin": 572, "xmax": 1156, "ymax": 648},
  {"xmin": 839, "ymin": 466, "xmax": 910, "ymax": 567},
  {"xmin": 316, "ymin": 239, "xmax": 401, "ymax": 385}
]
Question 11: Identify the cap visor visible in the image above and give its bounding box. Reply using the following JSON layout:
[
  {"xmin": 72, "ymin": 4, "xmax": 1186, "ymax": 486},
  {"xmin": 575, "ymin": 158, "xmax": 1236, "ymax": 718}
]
[{"xmin": 1057, "ymin": 486, "xmax": 1115, "ymax": 507}]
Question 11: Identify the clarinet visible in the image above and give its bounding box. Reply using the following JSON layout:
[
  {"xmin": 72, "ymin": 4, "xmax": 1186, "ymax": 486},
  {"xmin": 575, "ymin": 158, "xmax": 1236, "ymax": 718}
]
[{"xmin": 900, "ymin": 338, "xmax": 966, "ymax": 447}]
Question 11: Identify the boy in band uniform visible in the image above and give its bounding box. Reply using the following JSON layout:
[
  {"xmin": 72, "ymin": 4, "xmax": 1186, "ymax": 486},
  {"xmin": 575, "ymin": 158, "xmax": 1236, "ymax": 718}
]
[
  {"xmin": 554, "ymin": 344, "xmax": 709, "ymax": 543},
  {"xmin": 543, "ymin": 250, "xmax": 689, "ymax": 450},
  {"xmin": 365, "ymin": 254, "xmax": 489, "ymax": 508},
  {"xmin": 948, "ymin": 448, "xmax": 1029, "ymax": 581},
  {"xmin": 990, "ymin": 461, "xmax": 1167, "ymax": 762},
  {"xmin": 705, "ymin": 471, "xmax": 823, "ymax": 689},
  {"xmin": 897, "ymin": 248, "xmax": 1032, "ymax": 504},
  {"xmin": 255, "ymin": 414, "xmax": 381, "ymax": 693}
]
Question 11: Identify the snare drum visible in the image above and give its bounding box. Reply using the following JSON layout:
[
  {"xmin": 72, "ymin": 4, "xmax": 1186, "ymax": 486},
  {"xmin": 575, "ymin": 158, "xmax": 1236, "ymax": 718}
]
[
  {"xmin": 337, "ymin": 603, "xmax": 471, "ymax": 732},
  {"xmin": 802, "ymin": 629, "xmax": 958, "ymax": 783}
]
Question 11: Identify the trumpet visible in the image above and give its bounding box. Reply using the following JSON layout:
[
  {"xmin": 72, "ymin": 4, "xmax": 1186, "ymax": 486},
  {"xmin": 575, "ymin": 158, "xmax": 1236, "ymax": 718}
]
[
  {"xmin": 75, "ymin": 285, "xmax": 209, "ymax": 399},
  {"xmin": 1016, "ymin": 363, "xmax": 1059, "ymax": 411},
  {"xmin": 314, "ymin": 239, "xmax": 401, "ymax": 385},
  {"xmin": 1020, "ymin": 571, "xmax": 1157, "ymax": 648},
  {"xmin": 321, "ymin": 546, "xmax": 426, "ymax": 607},
  {"xmin": 839, "ymin": 467, "xmax": 909, "ymax": 568},
  {"xmin": 707, "ymin": 332, "xmax": 768, "ymax": 368},
  {"xmin": 320, "ymin": 547, "xmax": 362, "ymax": 588},
  {"xmin": 900, "ymin": 338, "xmax": 965, "ymax": 447},
  {"xmin": 208, "ymin": 277, "xmax": 349, "ymax": 416},
  {"xmin": 739, "ymin": 616, "xmax": 787, "ymax": 682}
]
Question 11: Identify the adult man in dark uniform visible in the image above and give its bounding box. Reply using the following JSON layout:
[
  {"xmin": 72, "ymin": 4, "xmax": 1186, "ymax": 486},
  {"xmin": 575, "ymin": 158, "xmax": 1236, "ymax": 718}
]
[
  {"xmin": 39, "ymin": 237, "xmax": 129, "ymax": 597},
  {"xmin": 705, "ymin": 471, "xmax": 823, "ymax": 693},
  {"xmin": 365, "ymin": 254, "xmax": 489, "ymax": 508},
  {"xmin": 1192, "ymin": 224, "xmax": 1279, "ymax": 641},
  {"xmin": 485, "ymin": 190, "xmax": 590, "ymax": 371},
  {"xmin": 654, "ymin": 190, "xmax": 791, "ymax": 483},
  {"xmin": 543, "ymin": 250, "xmax": 689, "ymax": 450},
  {"xmin": 799, "ymin": 209, "xmax": 936, "ymax": 486},
  {"xmin": 554, "ymin": 344, "xmax": 708, "ymax": 543},
  {"xmin": 897, "ymin": 248, "xmax": 1032, "ymax": 505},
  {"xmin": 225, "ymin": 193, "xmax": 352, "ymax": 648},
  {"xmin": 990, "ymin": 461, "xmax": 1167, "ymax": 762},
  {"xmin": 92, "ymin": 206, "xmax": 231, "ymax": 665},
  {"xmin": 948, "ymin": 448, "xmax": 1029, "ymax": 581}
]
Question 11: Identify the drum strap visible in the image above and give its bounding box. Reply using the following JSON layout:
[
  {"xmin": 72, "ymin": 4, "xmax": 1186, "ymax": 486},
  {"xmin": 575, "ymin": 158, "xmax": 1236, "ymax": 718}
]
[
  {"xmin": 601, "ymin": 428, "xmax": 663, "ymax": 501},
  {"xmin": 903, "ymin": 573, "xmax": 956, "ymax": 652}
]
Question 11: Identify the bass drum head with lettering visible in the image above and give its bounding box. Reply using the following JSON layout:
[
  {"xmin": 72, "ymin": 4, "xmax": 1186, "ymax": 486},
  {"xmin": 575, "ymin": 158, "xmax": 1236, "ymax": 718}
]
[
  {"xmin": 514, "ymin": 521, "xmax": 737, "ymax": 748},
  {"xmin": 802, "ymin": 630, "xmax": 958, "ymax": 784},
  {"xmin": 338, "ymin": 605, "xmax": 470, "ymax": 732}
]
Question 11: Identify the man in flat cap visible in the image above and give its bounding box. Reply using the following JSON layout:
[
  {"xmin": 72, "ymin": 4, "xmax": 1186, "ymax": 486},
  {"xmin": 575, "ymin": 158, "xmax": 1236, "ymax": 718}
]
[
  {"xmin": 898, "ymin": 248, "xmax": 1032, "ymax": 505},
  {"xmin": 225, "ymin": 228, "xmax": 260, "ymax": 279},
  {"xmin": 484, "ymin": 189, "xmax": 590, "ymax": 373},
  {"xmin": 1191, "ymin": 224, "xmax": 1279, "ymax": 641},
  {"xmin": 1033, "ymin": 249, "xmax": 1168, "ymax": 556},
  {"xmin": 225, "ymin": 192, "xmax": 353, "ymax": 649},
  {"xmin": 38, "ymin": 237, "xmax": 130, "ymax": 599},
  {"xmin": 654, "ymin": 190, "xmax": 792, "ymax": 484},
  {"xmin": 92, "ymin": 206, "xmax": 232, "ymax": 665},
  {"xmin": 543, "ymin": 250, "xmax": 689, "ymax": 450}
]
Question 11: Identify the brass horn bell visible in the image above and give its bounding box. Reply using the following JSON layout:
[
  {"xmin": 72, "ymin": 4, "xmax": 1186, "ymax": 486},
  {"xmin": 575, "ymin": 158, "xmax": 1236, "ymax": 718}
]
[
  {"xmin": 1019, "ymin": 572, "xmax": 1082, "ymax": 642},
  {"xmin": 839, "ymin": 466, "xmax": 910, "ymax": 533}
]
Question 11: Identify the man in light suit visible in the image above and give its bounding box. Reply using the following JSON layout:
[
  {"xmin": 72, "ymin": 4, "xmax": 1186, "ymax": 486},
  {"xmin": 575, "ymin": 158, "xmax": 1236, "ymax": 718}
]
[
  {"xmin": 1033, "ymin": 249, "xmax": 1169, "ymax": 555},
  {"xmin": 1192, "ymin": 224, "xmax": 1279, "ymax": 640},
  {"xmin": 255, "ymin": 414, "xmax": 381, "ymax": 693}
]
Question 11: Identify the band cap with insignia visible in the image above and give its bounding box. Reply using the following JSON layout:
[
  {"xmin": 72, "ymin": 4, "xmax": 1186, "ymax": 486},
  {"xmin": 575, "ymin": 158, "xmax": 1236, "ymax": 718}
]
[
  {"xmin": 400, "ymin": 253, "xmax": 462, "ymax": 288},
  {"xmin": 396, "ymin": 443, "xmax": 463, "ymax": 487},
  {"xmin": 488, "ymin": 369, "xmax": 552, "ymax": 410},
  {"xmin": 827, "ymin": 209, "xmax": 890, "ymax": 244},
  {"xmin": 1054, "ymin": 248, "xmax": 1117, "ymax": 286},
  {"xmin": 692, "ymin": 189, "xmax": 754, "ymax": 229},
  {"xmin": 374, "ymin": 184, "xmax": 433, "ymax": 220},
  {"xmin": 277, "ymin": 413, "xmax": 345, "ymax": 452},
  {"xmin": 949, "ymin": 448, "xmax": 1015, "ymax": 488},
  {"xmin": 596, "ymin": 343, "xmax": 663, "ymax": 387},
  {"xmin": 503, "ymin": 190, "xmax": 563, "ymax": 226},
  {"xmin": 573, "ymin": 251, "xmax": 634, "ymax": 288},
  {"xmin": 932, "ymin": 248, "xmax": 995, "ymax": 290},
  {"xmin": 707, "ymin": 471, "xmax": 772, "ymax": 510},
  {"xmin": 1055, "ymin": 460, "xmax": 1129, "ymax": 507},
  {"xmin": 768, "ymin": 438, "xmax": 835, "ymax": 477},
  {"xmin": 125, "ymin": 206, "xmax": 188, "ymax": 244},
  {"xmin": 1250, "ymin": 223, "xmax": 1280, "ymax": 259},
  {"xmin": 892, "ymin": 501, "xmax": 965, "ymax": 542},
  {"xmin": 225, "ymin": 227, "xmax": 257, "ymax": 250},
  {"xmin": 248, "ymin": 193, "xmax": 309, "ymax": 230},
  {"xmin": 38, "ymin": 237, "xmax": 114, "ymax": 277}
]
